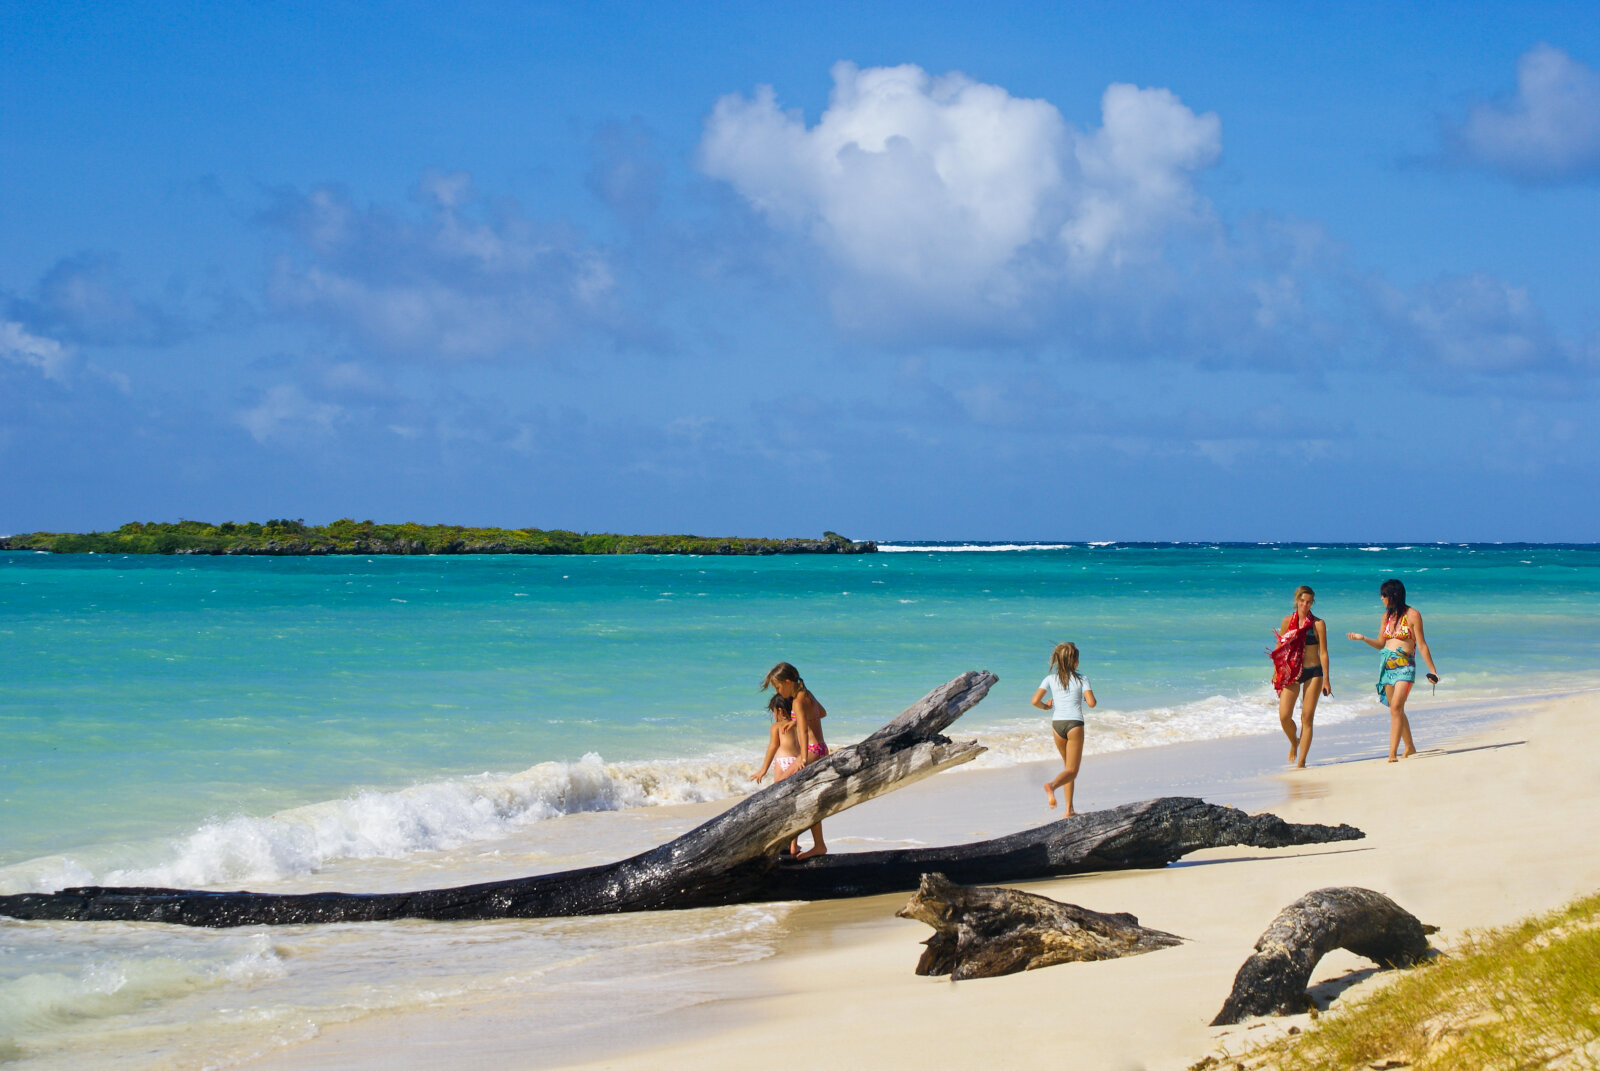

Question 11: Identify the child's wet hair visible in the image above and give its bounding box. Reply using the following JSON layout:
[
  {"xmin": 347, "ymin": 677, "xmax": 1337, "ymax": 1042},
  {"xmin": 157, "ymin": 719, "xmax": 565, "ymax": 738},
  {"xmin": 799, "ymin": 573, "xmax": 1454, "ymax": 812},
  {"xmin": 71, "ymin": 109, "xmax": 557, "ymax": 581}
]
[{"xmin": 767, "ymin": 694, "xmax": 793, "ymax": 717}]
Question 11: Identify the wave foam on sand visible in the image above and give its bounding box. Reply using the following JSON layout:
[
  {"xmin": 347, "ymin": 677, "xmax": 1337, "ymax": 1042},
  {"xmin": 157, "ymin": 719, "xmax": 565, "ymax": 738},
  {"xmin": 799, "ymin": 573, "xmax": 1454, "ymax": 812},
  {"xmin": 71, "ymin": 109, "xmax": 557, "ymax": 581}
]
[{"xmin": 0, "ymin": 687, "xmax": 1382, "ymax": 896}]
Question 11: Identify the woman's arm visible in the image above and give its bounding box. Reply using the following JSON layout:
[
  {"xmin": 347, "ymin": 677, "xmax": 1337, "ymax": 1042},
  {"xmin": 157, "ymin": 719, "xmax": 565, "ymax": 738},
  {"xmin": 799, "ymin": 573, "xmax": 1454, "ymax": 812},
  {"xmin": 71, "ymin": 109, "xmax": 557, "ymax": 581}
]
[
  {"xmin": 1316, "ymin": 620, "xmax": 1332, "ymax": 694},
  {"xmin": 1412, "ymin": 610, "xmax": 1438, "ymax": 677},
  {"xmin": 1347, "ymin": 616, "xmax": 1384, "ymax": 648},
  {"xmin": 1031, "ymin": 687, "xmax": 1053, "ymax": 711},
  {"xmin": 1083, "ymin": 688, "xmax": 1097, "ymax": 709},
  {"xmin": 753, "ymin": 723, "xmax": 781, "ymax": 782}
]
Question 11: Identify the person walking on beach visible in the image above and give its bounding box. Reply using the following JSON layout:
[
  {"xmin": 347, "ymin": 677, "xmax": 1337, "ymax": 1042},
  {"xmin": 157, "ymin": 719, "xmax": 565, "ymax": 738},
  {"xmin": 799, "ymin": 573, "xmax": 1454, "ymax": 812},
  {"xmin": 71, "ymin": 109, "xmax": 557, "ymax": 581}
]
[
  {"xmin": 1347, "ymin": 578, "xmax": 1439, "ymax": 762},
  {"xmin": 761, "ymin": 662, "xmax": 829, "ymax": 858},
  {"xmin": 1032, "ymin": 642, "xmax": 1096, "ymax": 816},
  {"xmin": 1271, "ymin": 585, "xmax": 1331, "ymax": 768},
  {"xmin": 751, "ymin": 694, "xmax": 803, "ymax": 786}
]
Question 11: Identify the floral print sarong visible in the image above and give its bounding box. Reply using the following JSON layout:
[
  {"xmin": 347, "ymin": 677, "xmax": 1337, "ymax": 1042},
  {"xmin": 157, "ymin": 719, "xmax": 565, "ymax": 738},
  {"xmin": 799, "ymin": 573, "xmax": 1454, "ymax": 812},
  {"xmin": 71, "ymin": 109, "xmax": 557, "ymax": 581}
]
[{"xmin": 1376, "ymin": 646, "xmax": 1416, "ymax": 706}]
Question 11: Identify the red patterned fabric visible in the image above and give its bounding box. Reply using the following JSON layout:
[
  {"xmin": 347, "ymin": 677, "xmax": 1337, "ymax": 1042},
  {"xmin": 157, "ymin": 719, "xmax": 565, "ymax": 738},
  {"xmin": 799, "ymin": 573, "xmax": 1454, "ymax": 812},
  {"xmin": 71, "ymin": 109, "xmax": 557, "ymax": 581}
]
[{"xmin": 1270, "ymin": 614, "xmax": 1313, "ymax": 694}]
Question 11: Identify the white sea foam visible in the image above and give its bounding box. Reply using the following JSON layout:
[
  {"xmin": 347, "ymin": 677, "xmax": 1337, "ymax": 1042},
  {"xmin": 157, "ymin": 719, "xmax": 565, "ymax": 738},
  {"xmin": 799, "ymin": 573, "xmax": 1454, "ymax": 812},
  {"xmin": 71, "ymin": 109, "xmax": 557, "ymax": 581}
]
[
  {"xmin": 964, "ymin": 689, "xmax": 1373, "ymax": 768},
  {"xmin": 0, "ymin": 932, "xmax": 284, "ymax": 1040},
  {"xmin": 1, "ymin": 753, "xmax": 762, "ymax": 895}
]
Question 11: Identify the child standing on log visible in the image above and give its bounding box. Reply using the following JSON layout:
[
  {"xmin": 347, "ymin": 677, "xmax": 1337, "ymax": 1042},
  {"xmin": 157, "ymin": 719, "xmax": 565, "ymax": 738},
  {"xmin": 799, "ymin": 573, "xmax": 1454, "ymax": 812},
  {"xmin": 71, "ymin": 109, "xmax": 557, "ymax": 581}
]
[
  {"xmin": 1032, "ymin": 642, "xmax": 1096, "ymax": 816},
  {"xmin": 752, "ymin": 694, "xmax": 803, "ymax": 785},
  {"xmin": 761, "ymin": 662, "xmax": 829, "ymax": 859}
]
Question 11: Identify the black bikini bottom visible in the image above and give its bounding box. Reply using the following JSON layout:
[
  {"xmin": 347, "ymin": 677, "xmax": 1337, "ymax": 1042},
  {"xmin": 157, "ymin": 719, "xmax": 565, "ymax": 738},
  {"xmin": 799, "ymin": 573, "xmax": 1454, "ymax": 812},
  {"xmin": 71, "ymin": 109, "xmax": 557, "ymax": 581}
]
[{"xmin": 1298, "ymin": 665, "xmax": 1323, "ymax": 683}]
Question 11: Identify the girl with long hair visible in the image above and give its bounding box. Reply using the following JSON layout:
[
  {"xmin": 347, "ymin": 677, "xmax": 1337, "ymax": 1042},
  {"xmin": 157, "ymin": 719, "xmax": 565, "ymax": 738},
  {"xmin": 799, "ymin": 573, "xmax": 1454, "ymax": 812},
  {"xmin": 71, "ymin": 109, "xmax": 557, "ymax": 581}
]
[
  {"xmin": 1272, "ymin": 585, "xmax": 1331, "ymax": 768},
  {"xmin": 760, "ymin": 662, "xmax": 829, "ymax": 858},
  {"xmin": 1031, "ymin": 642, "xmax": 1097, "ymax": 815},
  {"xmin": 1347, "ymin": 578, "xmax": 1439, "ymax": 762}
]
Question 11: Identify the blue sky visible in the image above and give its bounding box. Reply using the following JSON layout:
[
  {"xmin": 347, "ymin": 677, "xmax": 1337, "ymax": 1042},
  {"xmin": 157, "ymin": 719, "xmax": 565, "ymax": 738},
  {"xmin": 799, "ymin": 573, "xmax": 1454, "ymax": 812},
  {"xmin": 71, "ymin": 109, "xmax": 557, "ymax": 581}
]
[{"xmin": 3, "ymin": 2, "xmax": 1597, "ymax": 541}]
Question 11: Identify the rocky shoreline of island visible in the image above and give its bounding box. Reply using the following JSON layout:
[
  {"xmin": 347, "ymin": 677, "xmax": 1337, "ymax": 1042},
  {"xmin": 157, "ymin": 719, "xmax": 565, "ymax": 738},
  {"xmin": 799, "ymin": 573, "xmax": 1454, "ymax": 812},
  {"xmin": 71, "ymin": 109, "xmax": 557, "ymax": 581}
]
[{"xmin": 0, "ymin": 520, "xmax": 877, "ymax": 556}]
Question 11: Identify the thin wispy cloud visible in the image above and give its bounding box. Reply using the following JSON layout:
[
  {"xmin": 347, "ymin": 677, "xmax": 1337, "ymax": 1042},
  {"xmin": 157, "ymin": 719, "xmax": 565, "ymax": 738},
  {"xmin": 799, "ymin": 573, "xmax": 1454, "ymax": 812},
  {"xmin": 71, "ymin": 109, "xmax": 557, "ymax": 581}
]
[
  {"xmin": 0, "ymin": 321, "xmax": 73, "ymax": 382},
  {"xmin": 261, "ymin": 175, "xmax": 620, "ymax": 361},
  {"xmin": 6, "ymin": 254, "xmax": 187, "ymax": 348}
]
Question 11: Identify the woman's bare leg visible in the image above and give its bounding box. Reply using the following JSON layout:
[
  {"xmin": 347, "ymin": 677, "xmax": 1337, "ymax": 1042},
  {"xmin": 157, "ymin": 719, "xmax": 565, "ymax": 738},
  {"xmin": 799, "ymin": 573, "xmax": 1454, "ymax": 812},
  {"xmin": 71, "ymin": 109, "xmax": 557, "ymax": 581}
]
[
  {"xmin": 1389, "ymin": 680, "xmax": 1417, "ymax": 760},
  {"xmin": 1046, "ymin": 727, "xmax": 1084, "ymax": 817},
  {"xmin": 1278, "ymin": 683, "xmax": 1302, "ymax": 761},
  {"xmin": 1045, "ymin": 728, "xmax": 1069, "ymax": 808},
  {"xmin": 1295, "ymin": 683, "xmax": 1321, "ymax": 768}
]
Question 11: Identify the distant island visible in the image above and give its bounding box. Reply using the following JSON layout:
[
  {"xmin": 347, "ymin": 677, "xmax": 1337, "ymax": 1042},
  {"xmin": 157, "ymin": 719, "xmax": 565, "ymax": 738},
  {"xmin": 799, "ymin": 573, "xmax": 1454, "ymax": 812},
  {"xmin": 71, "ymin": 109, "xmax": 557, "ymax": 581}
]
[{"xmin": 0, "ymin": 520, "xmax": 877, "ymax": 556}]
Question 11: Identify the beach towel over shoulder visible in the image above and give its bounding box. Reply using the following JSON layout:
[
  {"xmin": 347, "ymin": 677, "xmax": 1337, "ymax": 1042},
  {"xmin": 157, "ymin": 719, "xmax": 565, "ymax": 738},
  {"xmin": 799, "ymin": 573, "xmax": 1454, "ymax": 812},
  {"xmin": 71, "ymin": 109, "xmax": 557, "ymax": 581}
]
[{"xmin": 1270, "ymin": 615, "xmax": 1312, "ymax": 694}]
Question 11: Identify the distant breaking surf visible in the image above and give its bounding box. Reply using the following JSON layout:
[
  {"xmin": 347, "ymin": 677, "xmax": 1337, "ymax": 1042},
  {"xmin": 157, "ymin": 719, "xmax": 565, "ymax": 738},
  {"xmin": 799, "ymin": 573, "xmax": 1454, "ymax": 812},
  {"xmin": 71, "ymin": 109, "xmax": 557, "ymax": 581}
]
[{"xmin": 874, "ymin": 542, "xmax": 1084, "ymax": 553}]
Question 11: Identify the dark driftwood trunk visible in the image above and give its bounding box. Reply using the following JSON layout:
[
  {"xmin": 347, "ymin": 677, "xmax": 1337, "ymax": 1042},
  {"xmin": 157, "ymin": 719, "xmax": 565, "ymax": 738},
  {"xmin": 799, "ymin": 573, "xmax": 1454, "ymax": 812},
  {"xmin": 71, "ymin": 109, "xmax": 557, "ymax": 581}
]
[
  {"xmin": 1211, "ymin": 886, "xmax": 1436, "ymax": 1024},
  {"xmin": 758, "ymin": 796, "xmax": 1364, "ymax": 901},
  {"xmin": 0, "ymin": 669, "xmax": 1365, "ymax": 930},
  {"xmin": 897, "ymin": 872, "xmax": 1183, "ymax": 980}
]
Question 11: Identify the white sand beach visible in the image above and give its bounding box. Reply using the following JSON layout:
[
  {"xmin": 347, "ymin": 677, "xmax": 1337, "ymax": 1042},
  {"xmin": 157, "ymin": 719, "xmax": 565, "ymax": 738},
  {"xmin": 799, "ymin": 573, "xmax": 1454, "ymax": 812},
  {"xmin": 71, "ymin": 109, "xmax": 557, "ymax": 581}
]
[{"xmin": 245, "ymin": 690, "xmax": 1600, "ymax": 1071}]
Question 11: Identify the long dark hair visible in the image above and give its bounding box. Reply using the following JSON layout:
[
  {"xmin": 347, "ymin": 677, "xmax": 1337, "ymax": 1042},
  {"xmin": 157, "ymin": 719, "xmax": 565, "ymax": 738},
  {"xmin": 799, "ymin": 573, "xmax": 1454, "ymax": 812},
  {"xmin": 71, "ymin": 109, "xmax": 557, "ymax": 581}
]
[{"xmin": 1380, "ymin": 578, "xmax": 1409, "ymax": 626}]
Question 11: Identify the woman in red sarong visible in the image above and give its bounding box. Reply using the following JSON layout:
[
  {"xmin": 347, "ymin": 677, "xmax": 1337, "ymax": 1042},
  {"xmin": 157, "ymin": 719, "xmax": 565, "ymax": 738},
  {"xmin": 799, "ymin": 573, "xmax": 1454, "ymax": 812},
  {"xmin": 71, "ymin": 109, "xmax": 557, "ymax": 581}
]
[{"xmin": 1271, "ymin": 585, "xmax": 1331, "ymax": 767}]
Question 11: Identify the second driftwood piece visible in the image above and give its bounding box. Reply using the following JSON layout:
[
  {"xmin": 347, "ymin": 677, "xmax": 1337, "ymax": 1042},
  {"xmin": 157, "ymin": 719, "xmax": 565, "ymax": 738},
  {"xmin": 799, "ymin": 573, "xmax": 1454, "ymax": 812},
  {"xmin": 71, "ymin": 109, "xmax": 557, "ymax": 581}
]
[
  {"xmin": 897, "ymin": 872, "xmax": 1183, "ymax": 980},
  {"xmin": 1211, "ymin": 886, "xmax": 1437, "ymax": 1024}
]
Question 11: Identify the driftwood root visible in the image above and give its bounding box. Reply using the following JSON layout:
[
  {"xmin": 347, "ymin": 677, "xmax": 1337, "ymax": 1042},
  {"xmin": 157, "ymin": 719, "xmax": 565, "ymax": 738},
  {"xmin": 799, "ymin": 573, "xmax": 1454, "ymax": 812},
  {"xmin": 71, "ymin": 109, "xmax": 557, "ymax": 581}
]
[
  {"xmin": 897, "ymin": 872, "xmax": 1183, "ymax": 980},
  {"xmin": 1211, "ymin": 886, "xmax": 1437, "ymax": 1025}
]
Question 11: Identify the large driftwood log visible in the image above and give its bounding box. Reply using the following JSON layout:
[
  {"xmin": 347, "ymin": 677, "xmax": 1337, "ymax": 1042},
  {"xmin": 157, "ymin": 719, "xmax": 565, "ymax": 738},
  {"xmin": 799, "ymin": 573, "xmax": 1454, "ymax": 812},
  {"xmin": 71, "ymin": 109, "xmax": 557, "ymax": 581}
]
[
  {"xmin": 0, "ymin": 670, "xmax": 1366, "ymax": 929},
  {"xmin": 1211, "ymin": 886, "xmax": 1436, "ymax": 1025},
  {"xmin": 0, "ymin": 673, "xmax": 995, "ymax": 927},
  {"xmin": 897, "ymin": 872, "xmax": 1183, "ymax": 979},
  {"xmin": 759, "ymin": 795, "xmax": 1365, "ymax": 901}
]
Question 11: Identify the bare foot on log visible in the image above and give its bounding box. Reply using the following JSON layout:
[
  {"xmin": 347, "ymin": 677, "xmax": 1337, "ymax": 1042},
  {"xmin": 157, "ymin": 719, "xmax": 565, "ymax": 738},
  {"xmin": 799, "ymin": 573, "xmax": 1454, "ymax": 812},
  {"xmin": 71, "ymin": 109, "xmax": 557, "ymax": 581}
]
[
  {"xmin": 795, "ymin": 845, "xmax": 827, "ymax": 860},
  {"xmin": 1045, "ymin": 783, "xmax": 1058, "ymax": 808}
]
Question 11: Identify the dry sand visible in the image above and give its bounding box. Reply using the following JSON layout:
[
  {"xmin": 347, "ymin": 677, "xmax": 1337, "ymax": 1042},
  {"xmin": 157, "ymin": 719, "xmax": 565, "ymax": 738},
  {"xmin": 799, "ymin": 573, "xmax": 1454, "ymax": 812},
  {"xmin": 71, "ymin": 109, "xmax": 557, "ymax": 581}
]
[{"xmin": 247, "ymin": 691, "xmax": 1600, "ymax": 1070}]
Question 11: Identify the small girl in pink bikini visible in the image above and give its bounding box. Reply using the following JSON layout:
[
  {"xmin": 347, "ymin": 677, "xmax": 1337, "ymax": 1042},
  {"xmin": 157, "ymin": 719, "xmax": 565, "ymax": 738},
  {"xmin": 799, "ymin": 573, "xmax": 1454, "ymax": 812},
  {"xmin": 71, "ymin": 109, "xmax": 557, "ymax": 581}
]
[
  {"xmin": 761, "ymin": 661, "xmax": 829, "ymax": 859},
  {"xmin": 752, "ymin": 694, "xmax": 803, "ymax": 785}
]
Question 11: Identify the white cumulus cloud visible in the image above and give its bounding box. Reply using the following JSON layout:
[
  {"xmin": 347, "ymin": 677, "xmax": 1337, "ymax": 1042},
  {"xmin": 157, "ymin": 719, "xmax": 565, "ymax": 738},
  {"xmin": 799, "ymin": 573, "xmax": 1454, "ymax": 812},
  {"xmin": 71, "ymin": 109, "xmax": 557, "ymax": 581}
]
[
  {"xmin": 699, "ymin": 62, "xmax": 1220, "ymax": 330},
  {"xmin": 1450, "ymin": 44, "xmax": 1600, "ymax": 182}
]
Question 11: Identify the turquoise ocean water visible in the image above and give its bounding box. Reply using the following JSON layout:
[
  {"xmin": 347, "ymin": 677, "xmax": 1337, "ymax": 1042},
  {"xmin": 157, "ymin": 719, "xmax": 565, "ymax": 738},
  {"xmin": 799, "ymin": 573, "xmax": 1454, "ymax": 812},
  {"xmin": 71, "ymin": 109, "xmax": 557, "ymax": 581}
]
[{"xmin": 3, "ymin": 543, "xmax": 1598, "ymax": 1067}]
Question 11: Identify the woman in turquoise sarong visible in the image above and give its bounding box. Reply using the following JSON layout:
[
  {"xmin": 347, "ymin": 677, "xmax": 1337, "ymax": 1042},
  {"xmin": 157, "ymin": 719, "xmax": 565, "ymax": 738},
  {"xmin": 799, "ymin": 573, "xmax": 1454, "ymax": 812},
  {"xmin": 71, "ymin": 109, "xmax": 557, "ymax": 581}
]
[{"xmin": 1347, "ymin": 579, "xmax": 1439, "ymax": 762}]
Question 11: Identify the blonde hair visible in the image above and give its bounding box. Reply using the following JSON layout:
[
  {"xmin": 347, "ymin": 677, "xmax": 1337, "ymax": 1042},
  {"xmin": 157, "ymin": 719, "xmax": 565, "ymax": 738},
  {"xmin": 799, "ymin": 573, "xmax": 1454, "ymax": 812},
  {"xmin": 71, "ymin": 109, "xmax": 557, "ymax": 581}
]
[
  {"xmin": 1049, "ymin": 642, "xmax": 1081, "ymax": 687},
  {"xmin": 1293, "ymin": 585, "xmax": 1315, "ymax": 603}
]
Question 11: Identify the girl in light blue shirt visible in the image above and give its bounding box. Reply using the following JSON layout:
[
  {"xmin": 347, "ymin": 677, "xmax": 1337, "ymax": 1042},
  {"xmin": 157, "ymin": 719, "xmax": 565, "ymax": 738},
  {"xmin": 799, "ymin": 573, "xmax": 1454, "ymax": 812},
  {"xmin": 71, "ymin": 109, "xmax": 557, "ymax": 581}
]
[{"xmin": 1031, "ymin": 641, "xmax": 1096, "ymax": 815}]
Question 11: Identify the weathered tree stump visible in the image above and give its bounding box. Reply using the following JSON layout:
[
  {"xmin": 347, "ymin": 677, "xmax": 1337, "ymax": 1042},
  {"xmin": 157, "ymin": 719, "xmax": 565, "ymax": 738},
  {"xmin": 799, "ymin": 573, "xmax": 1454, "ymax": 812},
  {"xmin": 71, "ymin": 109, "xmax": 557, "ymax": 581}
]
[
  {"xmin": 897, "ymin": 872, "xmax": 1183, "ymax": 979},
  {"xmin": 1211, "ymin": 886, "xmax": 1436, "ymax": 1024}
]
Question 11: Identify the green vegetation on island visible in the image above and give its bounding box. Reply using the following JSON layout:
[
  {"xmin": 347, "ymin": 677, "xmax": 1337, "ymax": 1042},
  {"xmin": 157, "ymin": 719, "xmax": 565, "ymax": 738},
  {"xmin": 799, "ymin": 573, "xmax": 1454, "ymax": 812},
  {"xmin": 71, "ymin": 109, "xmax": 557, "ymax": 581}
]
[
  {"xmin": 0, "ymin": 520, "xmax": 876, "ymax": 556},
  {"xmin": 1211, "ymin": 890, "xmax": 1600, "ymax": 1070}
]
